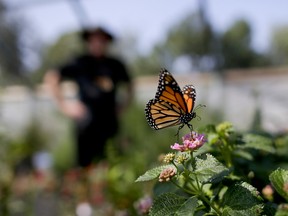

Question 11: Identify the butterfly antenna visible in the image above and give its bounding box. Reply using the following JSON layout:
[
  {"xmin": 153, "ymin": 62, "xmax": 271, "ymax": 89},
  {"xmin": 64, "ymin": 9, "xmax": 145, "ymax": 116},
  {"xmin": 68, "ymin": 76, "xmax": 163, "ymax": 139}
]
[
  {"xmin": 196, "ymin": 115, "xmax": 202, "ymax": 121},
  {"xmin": 194, "ymin": 104, "xmax": 206, "ymax": 111}
]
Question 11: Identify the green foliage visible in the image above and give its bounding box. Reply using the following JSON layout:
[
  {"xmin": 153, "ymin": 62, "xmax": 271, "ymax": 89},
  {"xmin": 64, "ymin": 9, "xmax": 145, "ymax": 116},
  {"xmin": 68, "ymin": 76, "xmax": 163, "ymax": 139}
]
[
  {"xmin": 0, "ymin": 0, "xmax": 26, "ymax": 84},
  {"xmin": 129, "ymin": 15, "xmax": 272, "ymax": 76},
  {"xmin": 219, "ymin": 19, "xmax": 270, "ymax": 69},
  {"xmin": 130, "ymin": 9, "xmax": 215, "ymax": 75},
  {"xmin": 0, "ymin": 100, "xmax": 288, "ymax": 215},
  {"xmin": 51, "ymin": 120, "xmax": 76, "ymax": 172},
  {"xmin": 103, "ymin": 101, "xmax": 223, "ymax": 212},
  {"xmin": 32, "ymin": 31, "xmax": 85, "ymax": 82},
  {"xmin": 242, "ymin": 134, "xmax": 275, "ymax": 153},
  {"xmin": 33, "ymin": 6, "xmax": 280, "ymax": 80},
  {"xmin": 194, "ymin": 154, "xmax": 231, "ymax": 184},
  {"xmin": 274, "ymin": 205, "xmax": 288, "ymax": 216},
  {"xmin": 149, "ymin": 193, "xmax": 198, "ymax": 216},
  {"xmin": 165, "ymin": 11, "xmax": 214, "ymax": 58},
  {"xmin": 106, "ymin": 163, "xmax": 143, "ymax": 211},
  {"xmin": 129, "ymin": 52, "xmax": 162, "ymax": 76},
  {"xmin": 136, "ymin": 121, "xmax": 288, "ymax": 215},
  {"xmin": 269, "ymin": 25, "xmax": 288, "ymax": 65},
  {"xmin": 104, "ymin": 102, "xmax": 178, "ymax": 211},
  {"xmin": 136, "ymin": 165, "xmax": 175, "ymax": 182},
  {"xmin": 0, "ymin": 120, "xmax": 50, "ymax": 215},
  {"xmin": 204, "ymin": 122, "xmax": 276, "ymax": 171},
  {"xmin": 269, "ymin": 168, "xmax": 288, "ymax": 202},
  {"xmin": 222, "ymin": 182, "xmax": 263, "ymax": 215},
  {"xmin": 0, "ymin": 120, "xmax": 48, "ymax": 168}
]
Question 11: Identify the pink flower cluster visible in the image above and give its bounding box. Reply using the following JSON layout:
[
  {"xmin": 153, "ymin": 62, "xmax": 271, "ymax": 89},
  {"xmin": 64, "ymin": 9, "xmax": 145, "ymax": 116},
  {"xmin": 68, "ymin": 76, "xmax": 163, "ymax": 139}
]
[
  {"xmin": 159, "ymin": 167, "xmax": 177, "ymax": 182},
  {"xmin": 134, "ymin": 196, "xmax": 153, "ymax": 215},
  {"xmin": 171, "ymin": 132, "xmax": 206, "ymax": 152}
]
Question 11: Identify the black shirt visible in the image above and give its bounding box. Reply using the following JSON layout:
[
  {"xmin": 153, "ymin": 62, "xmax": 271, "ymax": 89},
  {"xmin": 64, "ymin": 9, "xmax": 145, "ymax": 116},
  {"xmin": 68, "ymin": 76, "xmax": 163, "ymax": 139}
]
[{"xmin": 59, "ymin": 54, "xmax": 130, "ymax": 133}]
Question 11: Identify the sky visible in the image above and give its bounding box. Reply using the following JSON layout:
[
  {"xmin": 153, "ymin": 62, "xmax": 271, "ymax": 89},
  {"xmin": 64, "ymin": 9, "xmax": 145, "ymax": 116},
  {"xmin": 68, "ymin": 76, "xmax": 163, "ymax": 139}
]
[{"xmin": 4, "ymin": 0, "xmax": 288, "ymax": 56}]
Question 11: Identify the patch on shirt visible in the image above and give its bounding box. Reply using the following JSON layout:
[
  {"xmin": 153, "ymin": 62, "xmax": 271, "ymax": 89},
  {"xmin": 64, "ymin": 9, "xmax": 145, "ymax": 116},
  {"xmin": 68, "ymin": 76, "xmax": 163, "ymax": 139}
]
[{"xmin": 94, "ymin": 76, "xmax": 114, "ymax": 92}]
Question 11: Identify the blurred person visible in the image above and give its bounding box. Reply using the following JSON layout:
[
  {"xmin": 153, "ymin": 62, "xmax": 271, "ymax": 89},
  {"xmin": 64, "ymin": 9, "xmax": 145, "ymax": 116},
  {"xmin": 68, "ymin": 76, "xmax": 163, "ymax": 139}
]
[{"xmin": 44, "ymin": 26, "xmax": 132, "ymax": 168}]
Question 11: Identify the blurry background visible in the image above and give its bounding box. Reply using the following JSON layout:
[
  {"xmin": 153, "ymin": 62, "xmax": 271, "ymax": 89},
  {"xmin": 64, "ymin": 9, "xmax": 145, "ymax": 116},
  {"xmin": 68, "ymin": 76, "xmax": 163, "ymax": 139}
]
[{"xmin": 1, "ymin": 0, "xmax": 288, "ymax": 215}]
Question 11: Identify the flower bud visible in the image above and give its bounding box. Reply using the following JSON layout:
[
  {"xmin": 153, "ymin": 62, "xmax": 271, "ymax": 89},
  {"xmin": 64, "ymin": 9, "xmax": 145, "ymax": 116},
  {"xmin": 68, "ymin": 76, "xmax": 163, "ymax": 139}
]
[{"xmin": 159, "ymin": 167, "xmax": 177, "ymax": 182}]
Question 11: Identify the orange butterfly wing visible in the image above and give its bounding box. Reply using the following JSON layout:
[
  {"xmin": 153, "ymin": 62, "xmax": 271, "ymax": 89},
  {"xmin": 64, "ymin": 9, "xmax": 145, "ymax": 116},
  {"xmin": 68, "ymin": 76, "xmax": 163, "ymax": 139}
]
[
  {"xmin": 156, "ymin": 69, "xmax": 188, "ymax": 113},
  {"xmin": 182, "ymin": 85, "xmax": 196, "ymax": 113},
  {"xmin": 145, "ymin": 99, "xmax": 185, "ymax": 129},
  {"xmin": 145, "ymin": 68, "xmax": 197, "ymax": 130}
]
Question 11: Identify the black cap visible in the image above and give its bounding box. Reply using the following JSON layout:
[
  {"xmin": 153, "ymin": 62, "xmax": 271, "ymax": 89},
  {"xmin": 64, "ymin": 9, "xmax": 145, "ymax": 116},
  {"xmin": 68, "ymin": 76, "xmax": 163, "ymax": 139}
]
[{"xmin": 80, "ymin": 26, "xmax": 114, "ymax": 42}]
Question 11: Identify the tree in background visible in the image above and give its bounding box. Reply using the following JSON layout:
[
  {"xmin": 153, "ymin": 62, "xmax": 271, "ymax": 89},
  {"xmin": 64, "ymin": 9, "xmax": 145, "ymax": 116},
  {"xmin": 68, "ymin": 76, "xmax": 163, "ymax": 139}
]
[
  {"xmin": 130, "ymin": 42, "xmax": 175, "ymax": 76},
  {"xmin": 163, "ymin": 6, "xmax": 215, "ymax": 71},
  {"xmin": 31, "ymin": 32, "xmax": 84, "ymax": 83},
  {"xmin": 0, "ymin": 0, "xmax": 25, "ymax": 84},
  {"xmin": 269, "ymin": 25, "xmax": 288, "ymax": 65},
  {"xmin": 34, "ymin": 3, "xmax": 285, "ymax": 79},
  {"xmin": 130, "ymin": 5, "xmax": 270, "ymax": 75},
  {"xmin": 219, "ymin": 19, "xmax": 270, "ymax": 69},
  {"xmin": 220, "ymin": 20, "xmax": 253, "ymax": 68},
  {"xmin": 130, "ymin": 1, "xmax": 216, "ymax": 75}
]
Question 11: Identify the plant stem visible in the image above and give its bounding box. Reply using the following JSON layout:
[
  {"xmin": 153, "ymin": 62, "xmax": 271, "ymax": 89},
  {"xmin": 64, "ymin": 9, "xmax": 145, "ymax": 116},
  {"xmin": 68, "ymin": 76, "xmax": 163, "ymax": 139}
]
[
  {"xmin": 0, "ymin": 185, "xmax": 11, "ymax": 216},
  {"xmin": 194, "ymin": 174, "xmax": 221, "ymax": 215},
  {"xmin": 170, "ymin": 179, "xmax": 195, "ymax": 195},
  {"xmin": 221, "ymin": 138, "xmax": 232, "ymax": 167},
  {"xmin": 198, "ymin": 193, "xmax": 221, "ymax": 216}
]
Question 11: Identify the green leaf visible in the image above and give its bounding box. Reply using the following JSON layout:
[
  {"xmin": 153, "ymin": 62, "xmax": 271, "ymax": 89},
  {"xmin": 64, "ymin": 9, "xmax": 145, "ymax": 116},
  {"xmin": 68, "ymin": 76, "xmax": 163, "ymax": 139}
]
[
  {"xmin": 153, "ymin": 181, "xmax": 178, "ymax": 196},
  {"xmin": 222, "ymin": 205, "xmax": 263, "ymax": 216},
  {"xmin": 207, "ymin": 133, "xmax": 219, "ymax": 145},
  {"xmin": 242, "ymin": 134, "xmax": 275, "ymax": 153},
  {"xmin": 194, "ymin": 153, "xmax": 231, "ymax": 184},
  {"xmin": 222, "ymin": 182, "xmax": 263, "ymax": 216},
  {"xmin": 275, "ymin": 204, "xmax": 288, "ymax": 216},
  {"xmin": 263, "ymin": 202, "xmax": 277, "ymax": 216},
  {"xmin": 149, "ymin": 193, "xmax": 186, "ymax": 216},
  {"xmin": 136, "ymin": 165, "xmax": 174, "ymax": 182},
  {"xmin": 149, "ymin": 193, "xmax": 198, "ymax": 216},
  {"xmin": 269, "ymin": 168, "xmax": 288, "ymax": 201},
  {"xmin": 234, "ymin": 149, "xmax": 253, "ymax": 160},
  {"xmin": 175, "ymin": 196, "xmax": 199, "ymax": 216}
]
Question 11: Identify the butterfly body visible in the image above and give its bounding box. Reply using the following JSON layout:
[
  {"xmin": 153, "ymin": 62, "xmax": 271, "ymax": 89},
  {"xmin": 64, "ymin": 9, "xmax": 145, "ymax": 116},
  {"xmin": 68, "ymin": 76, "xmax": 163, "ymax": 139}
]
[{"xmin": 145, "ymin": 68, "xmax": 197, "ymax": 131}]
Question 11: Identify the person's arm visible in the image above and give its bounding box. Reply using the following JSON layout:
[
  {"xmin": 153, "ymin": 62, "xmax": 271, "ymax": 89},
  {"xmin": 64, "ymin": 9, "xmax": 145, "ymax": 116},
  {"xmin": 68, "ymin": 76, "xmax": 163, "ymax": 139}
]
[
  {"xmin": 44, "ymin": 69, "xmax": 88, "ymax": 120},
  {"xmin": 44, "ymin": 69, "xmax": 64, "ymax": 106}
]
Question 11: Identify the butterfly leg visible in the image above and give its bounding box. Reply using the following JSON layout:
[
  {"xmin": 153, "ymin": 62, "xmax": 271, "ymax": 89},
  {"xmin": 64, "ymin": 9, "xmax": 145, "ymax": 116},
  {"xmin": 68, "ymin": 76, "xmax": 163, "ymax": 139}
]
[
  {"xmin": 187, "ymin": 123, "xmax": 193, "ymax": 132},
  {"xmin": 187, "ymin": 123, "xmax": 194, "ymax": 138},
  {"xmin": 175, "ymin": 124, "xmax": 184, "ymax": 141}
]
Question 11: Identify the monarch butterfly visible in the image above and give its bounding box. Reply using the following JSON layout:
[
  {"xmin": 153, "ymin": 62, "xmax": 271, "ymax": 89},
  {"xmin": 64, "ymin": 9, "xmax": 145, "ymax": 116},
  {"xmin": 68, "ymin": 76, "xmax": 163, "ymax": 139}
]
[{"xmin": 145, "ymin": 68, "xmax": 197, "ymax": 133}]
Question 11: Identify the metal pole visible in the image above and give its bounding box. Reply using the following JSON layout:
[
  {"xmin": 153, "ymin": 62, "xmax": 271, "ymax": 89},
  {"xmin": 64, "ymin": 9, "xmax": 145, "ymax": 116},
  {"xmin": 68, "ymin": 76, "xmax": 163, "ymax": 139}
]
[{"xmin": 67, "ymin": 0, "xmax": 90, "ymax": 28}]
